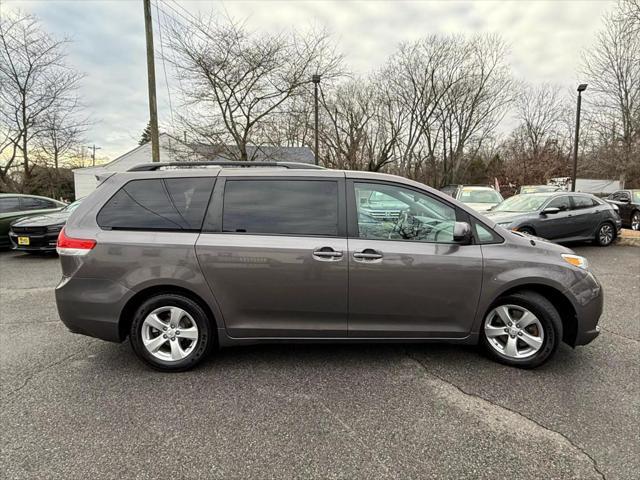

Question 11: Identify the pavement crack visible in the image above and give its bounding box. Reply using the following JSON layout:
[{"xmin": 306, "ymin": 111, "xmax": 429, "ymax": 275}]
[
  {"xmin": 404, "ymin": 350, "xmax": 607, "ymax": 480},
  {"xmin": 2, "ymin": 342, "xmax": 97, "ymax": 398},
  {"xmin": 600, "ymin": 327, "xmax": 639, "ymax": 343}
]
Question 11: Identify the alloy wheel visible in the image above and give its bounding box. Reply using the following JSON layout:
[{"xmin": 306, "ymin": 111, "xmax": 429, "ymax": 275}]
[
  {"xmin": 141, "ymin": 306, "xmax": 199, "ymax": 362},
  {"xmin": 632, "ymin": 212, "xmax": 640, "ymax": 231},
  {"xmin": 484, "ymin": 305, "xmax": 544, "ymax": 359},
  {"xmin": 599, "ymin": 223, "xmax": 614, "ymax": 245}
]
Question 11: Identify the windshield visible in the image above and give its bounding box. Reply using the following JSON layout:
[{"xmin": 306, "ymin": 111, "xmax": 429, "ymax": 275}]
[
  {"xmin": 492, "ymin": 194, "xmax": 551, "ymax": 213},
  {"xmin": 458, "ymin": 188, "xmax": 503, "ymax": 204},
  {"xmin": 520, "ymin": 185, "xmax": 558, "ymax": 194},
  {"xmin": 62, "ymin": 199, "xmax": 82, "ymax": 213}
]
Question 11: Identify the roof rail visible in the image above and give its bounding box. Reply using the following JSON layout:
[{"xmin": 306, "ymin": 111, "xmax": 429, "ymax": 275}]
[{"xmin": 127, "ymin": 161, "xmax": 325, "ymax": 172}]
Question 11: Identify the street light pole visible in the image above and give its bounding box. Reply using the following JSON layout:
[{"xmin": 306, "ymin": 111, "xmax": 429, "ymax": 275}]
[
  {"xmin": 572, "ymin": 83, "xmax": 588, "ymax": 192},
  {"xmin": 312, "ymin": 74, "xmax": 321, "ymax": 166}
]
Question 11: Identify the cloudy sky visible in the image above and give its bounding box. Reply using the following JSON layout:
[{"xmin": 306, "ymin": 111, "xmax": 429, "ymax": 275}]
[{"xmin": 4, "ymin": 0, "xmax": 616, "ymax": 160}]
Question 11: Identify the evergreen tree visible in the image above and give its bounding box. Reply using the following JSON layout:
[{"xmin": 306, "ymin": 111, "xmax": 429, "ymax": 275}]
[{"xmin": 139, "ymin": 121, "xmax": 151, "ymax": 145}]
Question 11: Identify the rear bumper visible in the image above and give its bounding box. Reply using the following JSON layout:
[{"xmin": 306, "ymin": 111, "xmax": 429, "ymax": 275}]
[{"xmin": 55, "ymin": 276, "xmax": 134, "ymax": 342}]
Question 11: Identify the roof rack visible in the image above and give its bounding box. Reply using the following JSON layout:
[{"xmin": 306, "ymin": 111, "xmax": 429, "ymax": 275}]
[{"xmin": 127, "ymin": 161, "xmax": 325, "ymax": 172}]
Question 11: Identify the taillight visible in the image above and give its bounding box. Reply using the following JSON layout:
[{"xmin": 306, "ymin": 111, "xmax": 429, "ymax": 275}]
[{"xmin": 56, "ymin": 228, "xmax": 96, "ymax": 256}]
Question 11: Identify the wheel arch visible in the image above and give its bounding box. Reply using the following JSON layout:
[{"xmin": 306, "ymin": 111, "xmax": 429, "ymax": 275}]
[
  {"xmin": 486, "ymin": 283, "xmax": 578, "ymax": 347},
  {"xmin": 118, "ymin": 285, "xmax": 220, "ymax": 342}
]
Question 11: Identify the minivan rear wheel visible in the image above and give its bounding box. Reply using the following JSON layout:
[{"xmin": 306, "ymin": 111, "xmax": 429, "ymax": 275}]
[
  {"xmin": 130, "ymin": 294, "xmax": 213, "ymax": 371},
  {"xmin": 481, "ymin": 291, "xmax": 562, "ymax": 368}
]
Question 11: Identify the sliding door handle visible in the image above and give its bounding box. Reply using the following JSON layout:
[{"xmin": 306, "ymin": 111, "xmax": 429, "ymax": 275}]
[{"xmin": 353, "ymin": 249, "xmax": 383, "ymax": 260}]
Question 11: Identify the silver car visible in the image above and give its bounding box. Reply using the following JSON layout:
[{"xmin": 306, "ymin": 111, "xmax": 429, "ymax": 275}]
[{"xmin": 55, "ymin": 162, "xmax": 603, "ymax": 371}]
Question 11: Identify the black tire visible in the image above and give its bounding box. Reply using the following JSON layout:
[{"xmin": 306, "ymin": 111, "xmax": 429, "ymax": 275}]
[
  {"xmin": 595, "ymin": 221, "xmax": 615, "ymax": 246},
  {"xmin": 130, "ymin": 293, "xmax": 214, "ymax": 372},
  {"xmin": 518, "ymin": 227, "xmax": 535, "ymax": 235},
  {"xmin": 631, "ymin": 210, "xmax": 640, "ymax": 231},
  {"xmin": 480, "ymin": 291, "xmax": 562, "ymax": 369}
]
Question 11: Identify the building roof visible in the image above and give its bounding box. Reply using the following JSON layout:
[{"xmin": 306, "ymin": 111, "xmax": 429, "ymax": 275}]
[{"xmin": 74, "ymin": 133, "xmax": 315, "ymax": 174}]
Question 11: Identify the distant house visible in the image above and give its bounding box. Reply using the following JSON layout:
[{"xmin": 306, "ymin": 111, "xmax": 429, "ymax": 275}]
[{"xmin": 73, "ymin": 133, "xmax": 315, "ymax": 198}]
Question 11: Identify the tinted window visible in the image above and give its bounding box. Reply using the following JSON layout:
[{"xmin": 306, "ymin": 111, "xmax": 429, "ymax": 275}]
[
  {"xmin": 20, "ymin": 197, "xmax": 56, "ymax": 210},
  {"xmin": 546, "ymin": 196, "xmax": 571, "ymax": 211},
  {"xmin": 572, "ymin": 196, "xmax": 597, "ymax": 209},
  {"xmin": 222, "ymin": 180, "xmax": 338, "ymax": 236},
  {"xmin": 355, "ymin": 183, "xmax": 456, "ymax": 243},
  {"xmin": 98, "ymin": 178, "xmax": 214, "ymax": 230},
  {"xmin": 0, "ymin": 197, "xmax": 20, "ymax": 213},
  {"xmin": 475, "ymin": 222, "xmax": 502, "ymax": 244}
]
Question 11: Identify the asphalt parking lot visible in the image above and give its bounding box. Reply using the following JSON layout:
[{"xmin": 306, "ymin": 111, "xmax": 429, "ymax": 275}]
[{"xmin": 0, "ymin": 244, "xmax": 638, "ymax": 479}]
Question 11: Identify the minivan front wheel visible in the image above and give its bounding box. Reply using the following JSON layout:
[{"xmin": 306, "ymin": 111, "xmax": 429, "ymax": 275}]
[
  {"xmin": 130, "ymin": 294, "xmax": 213, "ymax": 371},
  {"xmin": 481, "ymin": 291, "xmax": 561, "ymax": 368}
]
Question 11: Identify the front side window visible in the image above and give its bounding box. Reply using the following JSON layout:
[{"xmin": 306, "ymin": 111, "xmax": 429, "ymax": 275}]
[
  {"xmin": 222, "ymin": 180, "xmax": 338, "ymax": 236},
  {"xmin": 546, "ymin": 196, "xmax": 571, "ymax": 211},
  {"xmin": 355, "ymin": 183, "xmax": 456, "ymax": 243},
  {"xmin": 0, "ymin": 197, "xmax": 20, "ymax": 213},
  {"xmin": 97, "ymin": 177, "xmax": 214, "ymax": 230}
]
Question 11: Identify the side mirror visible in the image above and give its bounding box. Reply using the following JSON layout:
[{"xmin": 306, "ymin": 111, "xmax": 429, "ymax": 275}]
[
  {"xmin": 541, "ymin": 207, "xmax": 560, "ymax": 215},
  {"xmin": 620, "ymin": 197, "xmax": 630, "ymax": 204},
  {"xmin": 453, "ymin": 221, "xmax": 473, "ymax": 245}
]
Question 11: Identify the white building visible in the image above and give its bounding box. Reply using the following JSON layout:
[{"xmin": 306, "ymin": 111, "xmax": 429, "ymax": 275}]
[{"xmin": 73, "ymin": 134, "xmax": 315, "ymax": 198}]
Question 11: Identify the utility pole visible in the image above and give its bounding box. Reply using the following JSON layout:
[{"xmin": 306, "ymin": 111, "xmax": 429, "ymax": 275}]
[
  {"xmin": 143, "ymin": 0, "xmax": 160, "ymax": 162},
  {"xmin": 572, "ymin": 83, "xmax": 588, "ymax": 192},
  {"xmin": 312, "ymin": 74, "xmax": 321, "ymax": 166},
  {"xmin": 85, "ymin": 144, "xmax": 102, "ymax": 167}
]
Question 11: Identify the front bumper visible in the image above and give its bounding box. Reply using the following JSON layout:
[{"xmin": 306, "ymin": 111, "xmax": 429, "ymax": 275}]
[
  {"xmin": 568, "ymin": 271, "xmax": 604, "ymax": 346},
  {"xmin": 55, "ymin": 276, "xmax": 134, "ymax": 342},
  {"xmin": 9, "ymin": 230, "xmax": 59, "ymax": 251}
]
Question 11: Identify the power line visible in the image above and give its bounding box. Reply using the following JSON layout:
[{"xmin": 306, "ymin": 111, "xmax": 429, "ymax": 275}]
[{"xmin": 154, "ymin": 0, "xmax": 175, "ymax": 128}]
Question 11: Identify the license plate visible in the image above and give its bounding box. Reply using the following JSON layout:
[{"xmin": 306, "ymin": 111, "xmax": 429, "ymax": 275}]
[{"xmin": 17, "ymin": 236, "xmax": 30, "ymax": 246}]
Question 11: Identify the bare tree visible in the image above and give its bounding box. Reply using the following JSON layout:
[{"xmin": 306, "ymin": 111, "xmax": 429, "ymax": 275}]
[
  {"xmin": 581, "ymin": 2, "xmax": 640, "ymax": 185},
  {"xmin": 0, "ymin": 11, "xmax": 84, "ymax": 183},
  {"xmin": 164, "ymin": 14, "xmax": 343, "ymax": 161}
]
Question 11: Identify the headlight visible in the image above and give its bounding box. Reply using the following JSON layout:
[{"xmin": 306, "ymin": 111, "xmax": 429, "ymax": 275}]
[
  {"xmin": 561, "ymin": 254, "xmax": 589, "ymax": 270},
  {"xmin": 47, "ymin": 224, "xmax": 64, "ymax": 233}
]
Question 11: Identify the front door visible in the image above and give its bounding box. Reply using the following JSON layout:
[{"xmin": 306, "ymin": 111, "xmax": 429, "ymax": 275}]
[
  {"xmin": 346, "ymin": 180, "xmax": 483, "ymax": 338},
  {"xmin": 196, "ymin": 176, "xmax": 348, "ymax": 338},
  {"xmin": 536, "ymin": 195, "xmax": 574, "ymax": 239}
]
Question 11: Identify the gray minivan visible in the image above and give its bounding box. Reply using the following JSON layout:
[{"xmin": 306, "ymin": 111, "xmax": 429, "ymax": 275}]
[{"xmin": 55, "ymin": 162, "xmax": 602, "ymax": 371}]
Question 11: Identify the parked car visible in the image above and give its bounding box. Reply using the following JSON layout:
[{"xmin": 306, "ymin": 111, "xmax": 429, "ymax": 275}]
[
  {"xmin": 0, "ymin": 194, "xmax": 66, "ymax": 249},
  {"xmin": 9, "ymin": 199, "xmax": 83, "ymax": 253},
  {"xmin": 440, "ymin": 185, "xmax": 503, "ymax": 212},
  {"xmin": 485, "ymin": 192, "xmax": 621, "ymax": 246},
  {"xmin": 605, "ymin": 189, "xmax": 640, "ymax": 231},
  {"xmin": 516, "ymin": 185, "xmax": 562, "ymax": 194},
  {"xmin": 55, "ymin": 161, "xmax": 603, "ymax": 371}
]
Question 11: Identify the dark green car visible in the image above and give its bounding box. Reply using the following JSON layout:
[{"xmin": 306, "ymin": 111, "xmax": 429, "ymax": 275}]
[{"xmin": 0, "ymin": 194, "xmax": 66, "ymax": 249}]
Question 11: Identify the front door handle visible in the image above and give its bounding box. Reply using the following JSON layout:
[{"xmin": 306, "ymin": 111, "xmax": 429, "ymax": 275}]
[
  {"xmin": 313, "ymin": 247, "xmax": 343, "ymax": 261},
  {"xmin": 353, "ymin": 249, "xmax": 383, "ymax": 261}
]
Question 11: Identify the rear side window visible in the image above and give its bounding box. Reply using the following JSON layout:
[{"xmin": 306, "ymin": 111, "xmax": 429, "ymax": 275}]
[
  {"xmin": 222, "ymin": 180, "xmax": 338, "ymax": 236},
  {"xmin": 572, "ymin": 196, "xmax": 597, "ymax": 209},
  {"xmin": 0, "ymin": 197, "xmax": 20, "ymax": 213},
  {"xmin": 97, "ymin": 178, "xmax": 214, "ymax": 231},
  {"xmin": 20, "ymin": 197, "xmax": 56, "ymax": 210}
]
